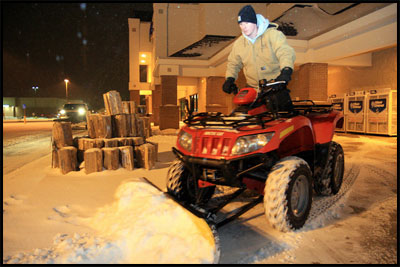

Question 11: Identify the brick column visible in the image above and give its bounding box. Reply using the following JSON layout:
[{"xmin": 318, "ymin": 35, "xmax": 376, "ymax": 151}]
[
  {"xmin": 152, "ymin": 84, "xmax": 161, "ymax": 126},
  {"xmin": 159, "ymin": 75, "xmax": 179, "ymax": 130},
  {"xmin": 130, "ymin": 90, "xmax": 140, "ymax": 106},
  {"xmin": 290, "ymin": 63, "xmax": 328, "ymax": 101},
  {"xmin": 206, "ymin": 76, "xmax": 228, "ymax": 113}
]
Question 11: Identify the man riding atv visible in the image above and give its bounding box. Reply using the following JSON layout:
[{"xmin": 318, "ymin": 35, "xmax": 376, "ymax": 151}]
[
  {"xmin": 223, "ymin": 4, "xmax": 296, "ymax": 96},
  {"xmin": 165, "ymin": 4, "xmax": 344, "ymax": 234}
]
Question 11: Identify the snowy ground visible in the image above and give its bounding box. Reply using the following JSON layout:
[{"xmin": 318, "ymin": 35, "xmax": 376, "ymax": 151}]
[{"xmin": 3, "ymin": 122, "xmax": 397, "ymax": 264}]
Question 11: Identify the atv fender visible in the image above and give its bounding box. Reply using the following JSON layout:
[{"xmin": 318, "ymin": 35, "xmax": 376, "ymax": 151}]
[{"xmin": 308, "ymin": 110, "xmax": 343, "ymax": 144}]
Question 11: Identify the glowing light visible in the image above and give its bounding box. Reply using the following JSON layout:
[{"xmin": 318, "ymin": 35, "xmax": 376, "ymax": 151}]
[
  {"xmin": 140, "ymin": 90, "xmax": 152, "ymax": 95},
  {"xmin": 140, "ymin": 60, "xmax": 146, "ymax": 63},
  {"xmin": 141, "ymin": 54, "xmax": 147, "ymax": 58},
  {"xmin": 78, "ymin": 108, "xmax": 86, "ymax": 115}
]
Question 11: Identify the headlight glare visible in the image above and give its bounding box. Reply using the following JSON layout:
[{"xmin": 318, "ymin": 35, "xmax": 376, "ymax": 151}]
[
  {"xmin": 78, "ymin": 108, "xmax": 86, "ymax": 115},
  {"xmin": 60, "ymin": 109, "xmax": 66, "ymax": 115},
  {"xmin": 178, "ymin": 131, "xmax": 192, "ymax": 152},
  {"xmin": 231, "ymin": 133, "xmax": 274, "ymax": 156}
]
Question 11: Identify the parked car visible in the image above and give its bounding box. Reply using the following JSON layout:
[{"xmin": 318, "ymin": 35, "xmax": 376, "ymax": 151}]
[{"xmin": 57, "ymin": 102, "xmax": 88, "ymax": 124}]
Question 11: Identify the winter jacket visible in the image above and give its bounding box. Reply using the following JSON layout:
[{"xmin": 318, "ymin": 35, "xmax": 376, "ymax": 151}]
[{"xmin": 226, "ymin": 14, "xmax": 296, "ymax": 88}]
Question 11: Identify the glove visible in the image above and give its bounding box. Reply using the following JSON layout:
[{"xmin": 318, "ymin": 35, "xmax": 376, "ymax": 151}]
[
  {"xmin": 275, "ymin": 67, "xmax": 293, "ymax": 83},
  {"xmin": 222, "ymin": 77, "xmax": 238, "ymax": 94}
]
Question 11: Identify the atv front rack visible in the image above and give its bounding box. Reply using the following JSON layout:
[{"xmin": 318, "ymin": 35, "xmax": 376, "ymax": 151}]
[
  {"xmin": 183, "ymin": 111, "xmax": 281, "ymax": 130},
  {"xmin": 183, "ymin": 101, "xmax": 333, "ymax": 130}
]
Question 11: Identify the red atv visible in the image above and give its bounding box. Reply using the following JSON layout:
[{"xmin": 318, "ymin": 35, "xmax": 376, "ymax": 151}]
[{"xmin": 166, "ymin": 80, "xmax": 344, "ymax": 232}]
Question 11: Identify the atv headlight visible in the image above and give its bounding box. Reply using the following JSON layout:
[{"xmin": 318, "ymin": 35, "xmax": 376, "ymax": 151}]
[
  {"xmin": 60, "ymin": 109, "xmax": 66, "ymax": 115},
  {"xmin": 78, "ymin": 108, "xmax": 86, "ymax": 115},
  {"xmin": 178, "ymin": 131, "xmax": 192, "ymax": 152},
  {"xmin": 231, "ymin": 133, "xmax": 274, "ymax": 156}
]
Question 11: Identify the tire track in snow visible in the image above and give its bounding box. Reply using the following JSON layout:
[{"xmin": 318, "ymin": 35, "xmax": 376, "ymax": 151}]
[{"xmin": 305, "ymin": 163, "xmax": 360, "ymax": 227}]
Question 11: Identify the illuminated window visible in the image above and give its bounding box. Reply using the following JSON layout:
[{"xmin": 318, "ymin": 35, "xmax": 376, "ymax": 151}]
[{"xmin": 140, "ymin": 65, "xmax": 148, "ymax": 82}]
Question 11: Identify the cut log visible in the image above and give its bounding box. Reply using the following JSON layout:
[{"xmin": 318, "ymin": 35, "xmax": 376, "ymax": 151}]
[
  {"xmin": 103, "ymin": 138, "xmax": 119, "ymax": 147},
  {"xmin": 52, "ymin": 121, "xmax": 73, "ymax": 149},
  {"xmin": 128, "ymin": 113, "xmax": 138, "ymax": 137},
  {"xmin": 146, "ymin": 141, "xmax": 159, "ymax": 162},
  {"xmin": 103, "ymin": 90, "xmax": 123, "ymax": 115},
  {"xmin": 113, "ymin": 114, "xmax": 129, "ymax": 137},
  {"xmin": 142, "ymin": 117, "xmax": 151, "ymax": 138},
  {"xmin": 78, "ymin": 138, "xmax": 104, "ymax": 150},
  {"xmin": 77, "ymin": 138, "xmax": 104, "ymax": 163},
  {"xmin": 102, "ymin": 147, "xmax": 120, "ymax": 170},
  {"xmin": 114, "ymin": 137, "xmax": 132, "ymax": 146},
  {"xmin": 119, "ymin": 146, "xmax": 134, "ymax": 170},
  {"xmin": 58, "ymin": 146, "xmax": 78, "ymax": 174},
  {"xmin": 127, "ymin": 137, "xmax": 144, "ymax": 146},
  {"xmin": 135, "ymin": 143, "xmax": 156, "ymax": 170},
  {"xmin": 122, "ymin": 101, "xmax": 130, "ymax": 114},
  {"xmin": 87, "ymin": 114, "xmax": 112, "ymax": 139},
  {"xmin": 95, "ymin": 114, "xmax": 112, "ymax": 138},
  {"xmin": 129, "ymin": 101, "xmax": 137, "ymax": 114},
  {"xmin": 136, "ymin": 117, "xmax": 145, "ymax": 138},
  {"xmin": 84, "ymin": 148, "xmax": 103, "ymax": 174},
  {"xmin": 86, "ymin": 112, "xmax": 96, "ymax": 138}
]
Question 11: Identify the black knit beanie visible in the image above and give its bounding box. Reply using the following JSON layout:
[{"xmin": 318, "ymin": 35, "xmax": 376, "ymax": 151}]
[{"xmin": 238, "ymin": 5, "xmax": 257, "ymax": 24}]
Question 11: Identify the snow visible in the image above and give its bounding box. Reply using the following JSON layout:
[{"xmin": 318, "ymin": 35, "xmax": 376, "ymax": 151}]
[
  {"xmin": 4, "ymin": 178, "xmax": 216, "ymax": 264},
  {"xmin": 3, "ymin": 122, "xmax": 397, "ymax": 264}
]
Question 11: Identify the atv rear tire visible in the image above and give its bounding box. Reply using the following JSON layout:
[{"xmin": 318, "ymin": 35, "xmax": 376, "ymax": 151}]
[
  {"xmin": 167, "ymin": 160, "xmax": 215, "ymax": 205},
  {"xmin": 315, "ymin": 141, "xmax": 344, "ymax": 196},
  {"xmin": 263, "ymin": 156, "xmax": 312, "ymax": 232}
]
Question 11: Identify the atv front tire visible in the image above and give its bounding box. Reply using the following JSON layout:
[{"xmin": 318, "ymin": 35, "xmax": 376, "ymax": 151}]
[
  {"xmin": 263, "ymin": 156, "xmax": 312, "ymax": 232},
  {"xmin": 167, "ymin": 159, "xmax": 215, "ymax": 205},
  {"xmin": 315, "ymin": 141, "xmax": 345, "ymax": 196}
]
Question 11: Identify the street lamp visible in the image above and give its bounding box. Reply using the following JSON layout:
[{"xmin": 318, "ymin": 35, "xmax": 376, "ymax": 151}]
[
  {"xmin": 32, "ymin": 86, "xmax": 39, "ymax": 117},
  {"xmin": 64, "ymin": 79, "xmax": 69, "ymax": 102}
]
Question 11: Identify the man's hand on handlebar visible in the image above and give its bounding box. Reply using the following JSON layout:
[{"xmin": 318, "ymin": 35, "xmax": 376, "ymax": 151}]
[
  {"xmin": 275, "ymin": 67, "xmax": 293, "ymax": 83},
  {"xmin": 222, "ymin": 77, "xmax": 238, "ymax": 94}
]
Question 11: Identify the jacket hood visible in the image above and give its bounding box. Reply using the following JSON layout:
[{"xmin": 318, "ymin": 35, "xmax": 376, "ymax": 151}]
[{"xmin": 243, "ymin": 13, "xmax": 269, "ymax": 44}]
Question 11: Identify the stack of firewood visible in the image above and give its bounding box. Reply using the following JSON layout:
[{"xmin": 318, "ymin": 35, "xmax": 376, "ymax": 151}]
[{"xmin": 51, "ymin": 90, "xmax": 158, "ymax": 174}]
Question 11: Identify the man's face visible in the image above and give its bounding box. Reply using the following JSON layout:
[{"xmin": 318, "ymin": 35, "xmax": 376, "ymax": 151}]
[{"xmin": 239, "ymin": 22, "xmax": 258, "ymax": 38}]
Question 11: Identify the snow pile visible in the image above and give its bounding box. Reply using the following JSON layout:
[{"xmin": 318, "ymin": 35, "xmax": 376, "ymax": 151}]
[{"xmin": 3, "ymin": 178, "xmax": 218, "ymax": 264}]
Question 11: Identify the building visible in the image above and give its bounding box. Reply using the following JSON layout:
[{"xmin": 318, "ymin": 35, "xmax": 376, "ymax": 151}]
[{"xmin": 128, "ymin": 3, "xmax": 397, "ymax": 130}]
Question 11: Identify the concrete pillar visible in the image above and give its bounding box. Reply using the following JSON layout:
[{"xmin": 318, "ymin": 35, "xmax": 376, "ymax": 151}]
[
  {"xmin": 290, "ymin": 63, "xmax": 328, "ymax": 101},
  {"xmin": 159, "ymin": 75, "xmax": 179, "ymax": 130}
]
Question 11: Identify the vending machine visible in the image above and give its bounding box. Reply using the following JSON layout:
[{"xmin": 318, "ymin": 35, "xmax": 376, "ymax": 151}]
[
  {"xmin": 346, "ymin": 91, "xmax": 366, "ymax": 133},
  {"xmin": 366, "ymin": 89, "xmax": 397, "ymax": 136}
]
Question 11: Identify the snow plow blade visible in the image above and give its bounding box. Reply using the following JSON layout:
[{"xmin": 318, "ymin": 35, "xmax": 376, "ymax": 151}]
[{"xmin": 140, "ymin": 177, "xmax": 220, "ymax": 263}]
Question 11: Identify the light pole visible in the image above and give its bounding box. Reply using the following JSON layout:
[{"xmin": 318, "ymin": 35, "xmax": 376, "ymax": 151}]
[
  {"xmin": 32, "ymin": 86, "xmax": 39, "ymax": 117},
  {"xmin": 64, "ymin": 79, "xmax": 69, "ymax": 102}
]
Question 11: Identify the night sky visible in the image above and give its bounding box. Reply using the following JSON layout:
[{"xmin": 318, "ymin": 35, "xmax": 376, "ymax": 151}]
[{"xmin": 2, "ymin": 2, "xmax": 153, "ymax": 110}]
